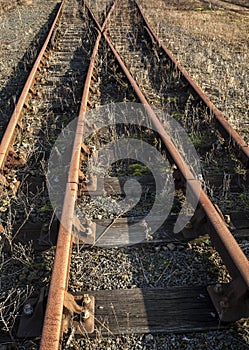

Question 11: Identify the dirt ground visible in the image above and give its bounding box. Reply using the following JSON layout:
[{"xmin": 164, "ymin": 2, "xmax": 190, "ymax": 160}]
[{"xmin": 139, "ymin": 0, "xmax": 249, "ymax": 143}]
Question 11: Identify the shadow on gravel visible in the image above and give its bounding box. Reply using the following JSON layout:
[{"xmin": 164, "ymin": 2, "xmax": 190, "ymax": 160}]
[
  {"xmin": 0, "ymin": 5, "xmax": 95, "ymax": 347},
  {"xmin": 0, "ymin": 3, "xmax": 60, "ymax": 141}
]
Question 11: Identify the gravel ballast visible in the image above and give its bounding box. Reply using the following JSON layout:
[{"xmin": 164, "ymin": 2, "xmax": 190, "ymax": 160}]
[
  {"xmin": 0, "ymin": 0, "xmax": 249, "ymax": 349},
  {"xmin": 0, "ymin": 0, "xmax": 59, "ymax": 136},
  {"xmin": 138, "ymin": 0, "xmax": 249, "ymax": 144}
]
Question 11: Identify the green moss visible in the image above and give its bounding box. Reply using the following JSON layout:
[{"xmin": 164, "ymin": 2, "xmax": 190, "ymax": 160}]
[
  {"xmin": 194, "ymin": 7, "xmax": 212, "ymax": 12},
  {"xmin": 188, "ymin": 131, "xmax": 216, "ymax": 148},
  {"xmin": 189, "ymin": 132, "xmax": 202, "ymax": 147},
  {"xmin": 49, "ymin": 134, "xmax": 57, "ymax": 141},
  {"xmin": 238, "ymin": 192, "xmax": 249, "ymax": 206},
  {"xmin": 167, "ymin": 96, "xmax": 178, "ymax": 103},
  {"xmin": 128, "ymin": 164, "xmax": 150, "ymax": 176},
  {"xmin": 172, "ymin": 112, "xmax": 184, "ymax": 120},
  {"xmin": 39, "ymin": 203, "xmax": 53, "ymax": 213}
]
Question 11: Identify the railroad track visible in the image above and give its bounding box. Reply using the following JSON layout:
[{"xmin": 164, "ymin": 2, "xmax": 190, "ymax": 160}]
[
  {"xmin": 211, "ymin": 0, "xmax": 249, "ymax": 10},
  {"xmin": 0, "ymin": 0, "xmax": 249, "ymax": 349}
]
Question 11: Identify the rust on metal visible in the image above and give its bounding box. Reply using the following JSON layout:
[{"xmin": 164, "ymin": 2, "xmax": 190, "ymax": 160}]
[
  {"xmin": 134, "ymin": 0, "xmax": 249, "ymax": 168},
  {"xmin": 68, "ymin": 33, "xmax": 102, "ymax": 184},
  {"xmin": 0, "ymin": 0, "xmax": 66, "ymax": 171},
  {"xmin": 18, "ymin": 1, "xmax": 249, "ymax": 348},
  {"xmin": 208, "ymin": 279, "xmax": 249, "ymax": 322},
  {"xmin": 40, "ymin": 183, "xmax": 76, "ymax": 349},
  {"xmin": 101, "ymin": 22, "xmax": 249, "ymax": 322},
  {"xmin": 40, "ymin": 2, "xmax": 119, "ymax": 349},
  {"xmin": 40, "ymin": 34, "xmax": 101, "ymax": 350},
  {"xmin": 68, "ymin": 0, "xmax": 119, "ymax": 185},
  {"xmin": 62, "ymin": 292, "xmax": 94, "ymax": 334},
  {"xmin": 85, "ymin": 0, "xmax": 118, "ymax": 32},
  {"xmin": 17, "ymin": 289, "xmax": 94, "ymax": 338}
]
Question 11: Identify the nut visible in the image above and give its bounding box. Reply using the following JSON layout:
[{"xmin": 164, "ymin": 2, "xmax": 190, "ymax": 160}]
[
  {"xmin": 23, "ymin": 303, "xmax": 33, "ymax": 316},
  {"xmin": 214, "ymin": 283, "xmax": 223, "ymax": 295}
]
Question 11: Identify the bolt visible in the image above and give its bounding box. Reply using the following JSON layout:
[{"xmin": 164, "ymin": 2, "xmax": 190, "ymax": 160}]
[
  {"xmin": 83, "ymin": 294, "xmax": 91, "ymax": 304},
  {"xmin": 85, "ymin": 227, "xmax": 93, "ymax": 236},
  {"xmin": 224, "ymin": 215, "xmax": 231, "ymax": 224},
  {"xmin": 185, "ymin": 221, "xmax": 192, "ymax": 229},
  {"xmin": 83, "ymin": 309, "xmax": 90, "ymax": 319},
  {"xmin": 23, "ymin": 303, "xmax": 33, "ymax": 316},
  {"xmin": 220, "ymin": 298, "xmax": 229, "ymax": 309},
  {"xmin": 214, "ymin": 283, "xmax": 223, "ymax": 295}
]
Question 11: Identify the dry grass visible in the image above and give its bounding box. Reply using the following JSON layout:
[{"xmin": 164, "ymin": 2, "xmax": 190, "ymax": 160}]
[
  {"xmin": 139, "ymin": 0, "xmax": 249, "ymax": 143},
  {"xmin": 0, "ymin": 0, "xmax": 32, "ymax": 17},
  {"xmin": 0, "ymin": 0, "xmax": 248, "ymax": 348},
  {"xmin": 144, "ymin": 0, "xmax": 248, "ymax": 48}
]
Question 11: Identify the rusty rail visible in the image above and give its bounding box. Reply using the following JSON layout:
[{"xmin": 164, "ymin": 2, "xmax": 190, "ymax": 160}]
[
  {"xmin": 87, "ymin": 1, "xmax": 249, "ymax": 322},
  {"xmin": 0, "ymin": 0, "xmax": 65, "ymax": 170},
  {"xmin": 40, "ymin": 1, "xmax": 119, "ymax": 349},
  {"xmin": 39, "ymin": 36, "xmax": 102, "ymax": 350},
  {"xmin": 9, "ymin": 0, "xmax": 248, "ymax": 347},
  {"xmin": 134, "ymin": 0, "xmax": 249, "ymax": 168}
]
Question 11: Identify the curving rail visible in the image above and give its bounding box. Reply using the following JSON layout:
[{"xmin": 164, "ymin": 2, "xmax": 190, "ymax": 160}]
[
  {"xmin": 0, "ymin": 0, "xmax": 65, "ymax": 170},
  {"xmin": 134, "ymin": 0, "xmax": 249, "ymax": 168},
  {"xmin": 40, "ymin": 1, "xmax": 249, "ymax": 348},
  {"xmin": 0, "ymin": 0, "xmax": 248, "ymax": 348},
  {"xmin": 100, "ymin": 0, "xmax": 249, "ymax": 324},
  {"xmin": 40, "ymin": 1, "xmax": 119, "ymax": 349}
]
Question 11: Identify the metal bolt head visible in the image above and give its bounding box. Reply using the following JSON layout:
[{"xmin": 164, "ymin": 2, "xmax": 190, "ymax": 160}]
[
  {"xmin": 224, "ymin": 215, "xmax": 231, "ymax": 224},
  {"xmin": 220, "ymin": 298, "xmax": 229, "ymax": 309},
  {"xmin": 85, "ymin": 227, "xmax": 93, "ymax": 236},
  {"xmin": 23, "ymin": 303, "xmax": 33, "ymax": 316},
  {"xmin": 83, "ymin": 309, "xmax": 90, "ymax": 319},
  {"xmin": 214, "ymin": 283, "xmax": 223, "ymax": 295},
  {"xmin": 83, "ymin": 294, "xmax": 91, "ymax": 304},
  {"xmin": 185, "ymin": 221, "xmax": 192, "ymax": 229}
]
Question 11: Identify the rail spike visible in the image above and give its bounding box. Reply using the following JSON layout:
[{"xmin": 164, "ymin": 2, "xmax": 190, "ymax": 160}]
[
  {"xmin": 208, "ymin": 278, "xmax": 249, "ymax": 322},
  {"xmin": 6, "ymin": 0, "xmax": 249, "ymax": 348},
  {"xmin": 100, "ymin": 0, "xmax": 249, "ymax": 325}
]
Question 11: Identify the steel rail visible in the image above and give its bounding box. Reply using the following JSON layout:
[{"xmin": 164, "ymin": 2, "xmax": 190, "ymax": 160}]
[
  {"xmin": 134, "ymin": 0, "xmax": 249, "ymax": 168},
  {"xmin": 40, "ymin": 1, "xmax": 119, "ymax": 349},
  {"xmin": 86, "ymin": 3, "xmax": 249, "ymax": 321},
  {"xmin": 39, "ymin": 1, "xmax": 249, "ymax": 346},
  {"xmin": 219, "ymin": 0, "xmax": 249, "ymax": 10},
  {"xmin": 0, "ymin": 0, "xmax": 66, "ymax": 170},
  {"xmin": 102, "ymin": 31, "xmax": 249, "ymax": 285}
]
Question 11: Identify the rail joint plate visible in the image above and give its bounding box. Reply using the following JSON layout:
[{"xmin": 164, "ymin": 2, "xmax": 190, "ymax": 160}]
[
  {"xmin": 207, "ymin": 279, "xmax": 249, "ymax": 322},
  {"xmin": 17, "ymin": 289, "xmax": 95, "ymax": 338},
  {"xmin": 17, "ymin": 287, "xmax": 48, "ymax": 338},
  {"xmin": 62, "ymin": 292, "xmax": 94, "ymax": 334}
]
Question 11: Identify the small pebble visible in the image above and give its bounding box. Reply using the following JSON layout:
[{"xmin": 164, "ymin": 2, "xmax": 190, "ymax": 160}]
[
  {"xmin": 145, "ymin": 334, "xmax": 154, "ymax": 342},
  {"xmin": 167, "ymin": 243, "xmax": 176, "ymax": 251}
]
